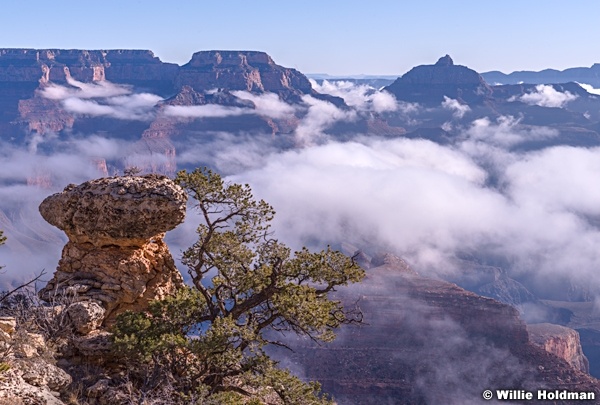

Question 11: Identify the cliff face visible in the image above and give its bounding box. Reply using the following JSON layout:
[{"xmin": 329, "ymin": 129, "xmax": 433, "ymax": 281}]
[
  {"xmin": 0, "ymin": 49, "xmax": 178, "ymax": 93},
  {"xmin": 528, "ymin": 323, "xmax": 590, "ymax": 373},
  {"xmin": 0, "ymin": 48, "xmax": 179, "ymax": 145},
  {"xmin": 271, "ymin": 259, "xmax": 600, "ymax": 404},
  {"xmin": 0, "ymin": 48, "xmax": 339, "ymax": 173},
  {"xmin": 177, "ymin": 51, "xmax": 313, "ymax": 101},
  {"xmin": 0, "ymin": 48, "xmax": 316, "ymax": 187}
]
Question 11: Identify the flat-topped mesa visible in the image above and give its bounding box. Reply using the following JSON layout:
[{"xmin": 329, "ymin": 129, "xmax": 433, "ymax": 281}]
[
  {"xmin": 177, "ymin": 50, "xmax": 315, "ymax": 100},
  {"xmin": 38, "ymin": 175, "xmax": 187, "ymax": 328},
  {"xmin": 0, "ymin": 49, "xmax": 178, "ymax": 95},
  {"xmin": 187, "ymin": 50, "xmax": 276, "ymax": 68},
  {"xmin": 0, "ymin": 49, "xmax": 161, "ymax": 65}
]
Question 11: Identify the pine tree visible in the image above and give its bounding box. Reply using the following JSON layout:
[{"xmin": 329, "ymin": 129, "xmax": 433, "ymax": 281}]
[{"xmin": 113, "ymin": 168, "xmax": 365, "ymax": 403}]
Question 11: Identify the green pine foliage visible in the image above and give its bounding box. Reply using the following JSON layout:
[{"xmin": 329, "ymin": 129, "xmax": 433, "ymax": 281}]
[{"xmin": 112, "ymin": 168, "xmax": 364, "ymax": 403}]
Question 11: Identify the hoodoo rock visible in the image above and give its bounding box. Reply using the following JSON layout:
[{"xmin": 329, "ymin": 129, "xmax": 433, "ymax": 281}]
[{"xmin": 38, "ymin": 175, "xmax": 187, "ymax": 327}]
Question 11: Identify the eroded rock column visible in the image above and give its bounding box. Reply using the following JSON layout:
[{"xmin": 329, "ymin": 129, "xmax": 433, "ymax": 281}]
[{"xmin": 38, "ymin": 174, "xmax": 187, "ymax": 328}]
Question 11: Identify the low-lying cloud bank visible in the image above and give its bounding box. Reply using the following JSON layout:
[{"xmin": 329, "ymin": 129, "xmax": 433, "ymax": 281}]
[
  {"xmin": 510, "ymin": 84, "xmax": 578, "ymax": 108},
  {"xmin": 40, "ymin": 77, "xmax": 162, "ymax": 121},
  {"xmin": 229, "ymin": 130, "xmax": 600, "ymax": 292},
  {"xmin": 2, "ymin": 82, "xmax": 600, "ymax": 300},
  {"xmin": 310, "ymin": 79, "xmax": 400, "ymax": 113}
]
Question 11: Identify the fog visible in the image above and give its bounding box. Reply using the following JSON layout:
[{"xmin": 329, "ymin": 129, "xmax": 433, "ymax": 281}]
[
  {"xmin": 509, "ymin": 84, "xmax": 578, "ymax": 108},
  {"xmin": 40, "ymin": 77, "xmax": 162, "ymax": 121},
  {"xmin": 2, "ymin": 82, "xmax": 600, "ymax": 301}
]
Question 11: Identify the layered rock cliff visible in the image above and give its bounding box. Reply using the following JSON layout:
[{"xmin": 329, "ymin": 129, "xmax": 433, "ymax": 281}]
[
  {"xmin": 527, "ymin": 323, "xmax": 590, "ymax": 373},
  {"xmin": 0, "ymin": 49, "xmax": 178, "ymax": 94},
  {"xmin": 271, "ymin": 257, "xmax": 600, "ymax": 404},
  {"xmin": 178, "ymin": 51, "xmax": 311, "ymax": 100},
  {"xmin": 0, "ymin": 48, "xmax": 346, "ymax": 176}
]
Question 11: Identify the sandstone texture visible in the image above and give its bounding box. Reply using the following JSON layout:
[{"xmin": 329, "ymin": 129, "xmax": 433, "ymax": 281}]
[
  {"xmin": 528, "ymin": 323, "xmax": 590, "ymax": 373},
  {"xmin": 38, "ymin": 175, "xmax": 187, "ymax": 326},
  {"xmin": 0, "ymin": 317, "xmax": 71, "ymax": 405}
]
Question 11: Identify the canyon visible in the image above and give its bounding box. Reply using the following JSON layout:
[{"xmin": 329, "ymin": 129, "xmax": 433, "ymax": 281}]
[{"xmin": 3, "ymin": 48, "xmax": 600, "ymax": 403}]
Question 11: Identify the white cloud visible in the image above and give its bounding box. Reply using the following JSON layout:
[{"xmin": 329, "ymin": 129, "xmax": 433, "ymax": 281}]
[
  {"xmin": 463, "ymin": 115, "xmax": 558, "ymax": 148},
  {"xmin": 310, "ymin": 79, "xmax": 401, "ymax": 113},
  {"xmin": 175, "ymin": 132, "xmax": 281, "ymax": 174},
  {"xmin": 512, "ymin": 84, "xmax": 578, "ymax": 108},
  {"xmin": 40, "ymin": 77, "xmax": 131, "ymax": 100},
  {"xmin": 294, "ymin": 95, "xmax": 357, "ymax": 145},
  {"xmin": 505, "ymin": 146, "xmax": 600, "ymax": 217},
  {"xmin": 221, "ymin": 132, "xmax": 600, "ymax": 290},
  {"xmin": 164, "ymin": 104, "xmax": 249, "ymax": 118},
  {"xmin": 442, "ymin": 96, "xmax": 470, "ymax": 119},
  {"xmin": 4, "ymin": 89, "xmax": 600, "ymax": 303},
  {"xmin": 577, "ymin": 82, "xmax": 600, "ymax": 96},
  {"xmin": 39, "ymin": 78, "xmax": 162, "ymax": 121},
  {"xmin": 231, "ymin": 91, "xmax": 297, "ymax": 119},
  {"xmin": 165, "ymin": 91, "xmax": 299, "ymax": 120}
]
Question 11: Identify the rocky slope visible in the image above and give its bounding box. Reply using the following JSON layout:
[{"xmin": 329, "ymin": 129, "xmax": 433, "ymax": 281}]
[
  {"xmin": 178, "ymin": 51, "xmax": 310, "ymax": 101},
  {"xmin": 0, "ymin": 317, "xmax": 72, "ymax": 405},
  {"xmin": 271, "ymin": 256, "xmax": 600, "ymax": 404}
]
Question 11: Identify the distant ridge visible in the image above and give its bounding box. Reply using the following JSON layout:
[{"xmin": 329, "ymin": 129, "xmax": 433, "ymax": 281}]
[{"xmin": 482, "ymin": 64, "xmax": 600, "ymax": 86}]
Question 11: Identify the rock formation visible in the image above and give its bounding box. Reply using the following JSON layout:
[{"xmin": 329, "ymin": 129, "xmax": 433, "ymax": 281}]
[
  {"xmin": 0, "ymin": 49, "xmax": 178, "ymax": 94},
  {"xmin": 528, "ymin": 323, "xmax": 590, "ymax": 373},
  {"xmin": 384, "ymin": 54, "xmax": 493, "ymax": 104},
  {"xmin": 0, "ymin": 317, "xmax": 72, "ymax": 404},
  {"xmin": 177, "ymin": 50, "xmax": 342, "ymax": 105},
  {"xmin": 38, "ymin": 175, "xmax": 187, "ymax": 328}
]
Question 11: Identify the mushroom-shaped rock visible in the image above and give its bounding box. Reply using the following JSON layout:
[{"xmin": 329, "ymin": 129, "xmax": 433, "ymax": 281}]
[
  {"xmin": 39, "ymin": 175, "xmax": 187, "ymax": 327},
  {"xmin": 39, "ymin": 174, "xmax": 187, "ymax": 247}
]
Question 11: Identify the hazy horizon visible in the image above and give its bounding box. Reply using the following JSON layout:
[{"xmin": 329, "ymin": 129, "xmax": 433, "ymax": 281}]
[{"xmin": 1, "ymin": 1, "xmax": 600, "ymax": 76}]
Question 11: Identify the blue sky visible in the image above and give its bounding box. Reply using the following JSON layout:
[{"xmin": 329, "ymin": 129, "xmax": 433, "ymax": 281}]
[{"xmin": 2, "ymin": 0, "xmax": 599, "ymax": 75}]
